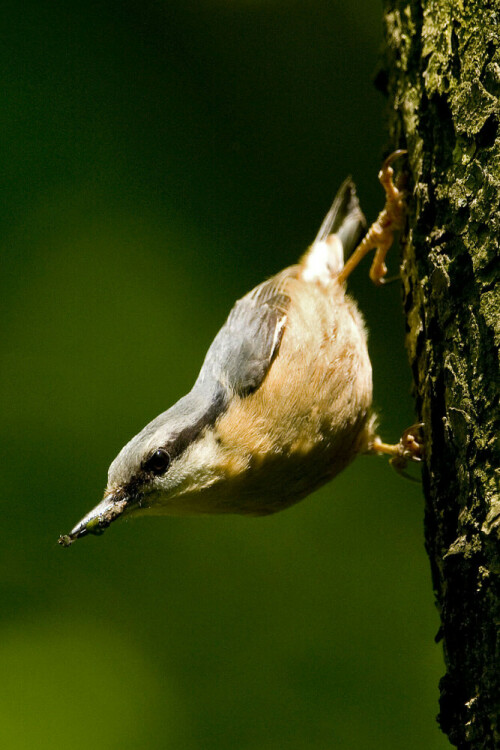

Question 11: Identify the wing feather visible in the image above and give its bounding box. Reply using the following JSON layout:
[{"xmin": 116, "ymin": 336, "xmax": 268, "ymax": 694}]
[{"xmin": 196, "ymin": 274, "xmax": 293, "ymax": 397}]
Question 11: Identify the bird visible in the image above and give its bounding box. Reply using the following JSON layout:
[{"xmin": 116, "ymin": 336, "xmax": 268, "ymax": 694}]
[{"xmin": 59, "ymin": 151, "xmax": 422, "ymax": 547}]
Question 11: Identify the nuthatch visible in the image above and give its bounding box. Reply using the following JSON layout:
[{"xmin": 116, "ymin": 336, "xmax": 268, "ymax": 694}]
[{"xmin": 59, "ymin": 151, "xmax": 422, "ymax": 546}]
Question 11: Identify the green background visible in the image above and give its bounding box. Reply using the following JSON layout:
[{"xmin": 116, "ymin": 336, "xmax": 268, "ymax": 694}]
[{"xmin": 1, "ymin": 1, "xmax": 448, "ymax": 748}]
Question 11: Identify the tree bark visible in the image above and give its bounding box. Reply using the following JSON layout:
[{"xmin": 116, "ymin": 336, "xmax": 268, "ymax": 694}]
[{"xmin": 381, "ymin": 2, "xmax": 500, "ymax": 748}]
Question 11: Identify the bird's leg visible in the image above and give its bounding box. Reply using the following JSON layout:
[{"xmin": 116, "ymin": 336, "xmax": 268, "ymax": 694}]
[
  {"xmin": 370, "ymin": 423, "xmax": 424, "ymax": 481},
  {"xmin": 337, "ymin": 150, "xmax": 407, "ymax": 286}
]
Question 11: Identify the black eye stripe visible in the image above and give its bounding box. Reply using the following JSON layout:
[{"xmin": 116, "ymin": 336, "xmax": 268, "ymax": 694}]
[
  {"xmin": 166, "ymin": 387, "xmax": 227, "ymax": 460},
  {"xmin": 142, "ymin": 448, "xmax": 171, "ymax": 476},
  {"xmin": 136, "ymin": 387, "xmax": 227, "ymax": 485}
]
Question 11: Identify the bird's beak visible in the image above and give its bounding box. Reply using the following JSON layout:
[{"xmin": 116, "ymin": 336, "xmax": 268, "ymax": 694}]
[{"xmin": 58, "ymin": 491, "xmax": 128, "ymax": 547}]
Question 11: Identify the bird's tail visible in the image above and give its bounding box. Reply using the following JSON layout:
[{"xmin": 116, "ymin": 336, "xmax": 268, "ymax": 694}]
[
  {"xmin": 312, "ymin": 178, "xmax": 366, "ymax": 256},
  {"xmin": 301, "ymin": 179, "xmax": 366, "ymax": 282}
]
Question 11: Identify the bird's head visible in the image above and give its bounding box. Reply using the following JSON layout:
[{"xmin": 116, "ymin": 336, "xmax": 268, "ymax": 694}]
[{"xmin": 59, "ymin": 388, "xmax": 228, "ymax": 545}]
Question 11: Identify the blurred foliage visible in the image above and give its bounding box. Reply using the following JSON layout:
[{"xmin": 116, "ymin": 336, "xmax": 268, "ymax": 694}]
[{"xmin": 1, "ymin": 1, "xmax": 448, "ymax": 748}]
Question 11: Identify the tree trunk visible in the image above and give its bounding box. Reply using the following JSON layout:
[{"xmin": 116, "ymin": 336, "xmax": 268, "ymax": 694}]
[{"xmin": 381, "ymin": 2, "xmax": 500, "ymax": 748}]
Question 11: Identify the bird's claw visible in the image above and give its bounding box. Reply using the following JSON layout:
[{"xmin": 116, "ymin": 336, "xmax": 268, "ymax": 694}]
[
  {"xmin": 389, "ymin": 422, "xmax": 424, "ymax": 481},
  {"xmin": 371, "ymin": 422, "xmax": 424, "ymax": 482},
  {"xmin": 337, "ymin": 149, "xmax": 408, "ymax": 285}
]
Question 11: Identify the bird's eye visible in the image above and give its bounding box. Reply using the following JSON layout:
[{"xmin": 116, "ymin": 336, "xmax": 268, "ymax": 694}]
[{"xmin": 143, "ymin": 448, "xmax": 171, "ymax": 476}]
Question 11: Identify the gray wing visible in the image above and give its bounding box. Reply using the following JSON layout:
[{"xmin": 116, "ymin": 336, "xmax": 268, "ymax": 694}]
[{"xmin": 196, "ymin": 272, "xmax": 293, "ymax": 397}]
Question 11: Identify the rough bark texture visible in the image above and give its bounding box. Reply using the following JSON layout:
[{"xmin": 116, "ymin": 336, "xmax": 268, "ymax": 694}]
[{"xmin": 381, "ymin": 2, "xmax": 500, "ymax": 748}]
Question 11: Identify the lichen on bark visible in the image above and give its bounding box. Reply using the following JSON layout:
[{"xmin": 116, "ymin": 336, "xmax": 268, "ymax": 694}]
[{"xmin": 382, "ymin": 1, "xmax": 499, "ymax": 748}]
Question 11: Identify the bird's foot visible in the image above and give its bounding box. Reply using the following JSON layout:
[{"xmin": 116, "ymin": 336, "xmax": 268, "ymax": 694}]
[
  {"xmin": 337, "ymin": 150, "xmax": 407, "ymax": 285},
  {"xmin": 371, "ymin": 422, "xmax": 424, "ymax": 482}
]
